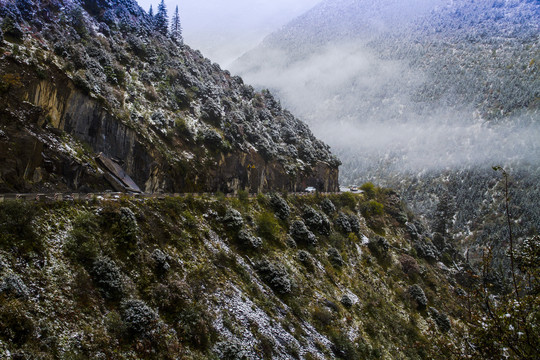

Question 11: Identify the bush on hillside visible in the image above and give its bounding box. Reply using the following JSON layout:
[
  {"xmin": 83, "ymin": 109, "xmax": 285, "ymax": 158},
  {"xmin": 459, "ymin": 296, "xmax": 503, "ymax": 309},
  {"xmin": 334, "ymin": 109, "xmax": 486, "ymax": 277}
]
[
  {"xmin": 289, "ymin": 220, "xmax": 317, "ymax": 247},
  {"xmin": 90, "ymin": 256, "xmax": 125, "ymax": 301},
  {"xmin": 255, "ymin": 259, "xmax": 292, "ymax": 295}
]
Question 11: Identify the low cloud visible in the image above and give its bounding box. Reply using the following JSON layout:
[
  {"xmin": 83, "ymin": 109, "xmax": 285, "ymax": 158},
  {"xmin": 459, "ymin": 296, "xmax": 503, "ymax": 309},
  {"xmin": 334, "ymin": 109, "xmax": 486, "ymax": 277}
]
[{"xmin": 233, "ymin": 40, "xmax": 540, "ymax": 180}]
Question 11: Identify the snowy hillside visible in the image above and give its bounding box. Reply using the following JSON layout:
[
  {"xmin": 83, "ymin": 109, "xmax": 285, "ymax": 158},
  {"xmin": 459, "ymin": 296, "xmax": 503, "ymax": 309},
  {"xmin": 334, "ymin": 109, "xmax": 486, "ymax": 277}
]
[{"xmin": 232, "ymin": 0, "xmax": 540, "ymax": 267}]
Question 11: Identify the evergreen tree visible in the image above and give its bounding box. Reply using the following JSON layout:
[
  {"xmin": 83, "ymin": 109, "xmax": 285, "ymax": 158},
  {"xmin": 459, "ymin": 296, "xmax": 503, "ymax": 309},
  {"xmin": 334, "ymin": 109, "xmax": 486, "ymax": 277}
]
[
  {"xmin": 155, "ymin": 0, "xmax": 168, "ymax": 36},
  {"xmin": 170, "ymin": 5, "xmax": 183, "ymax": 45},
  {"xmin": 148, "ymin": 5, "xmax": 153, "ymax": 18}
]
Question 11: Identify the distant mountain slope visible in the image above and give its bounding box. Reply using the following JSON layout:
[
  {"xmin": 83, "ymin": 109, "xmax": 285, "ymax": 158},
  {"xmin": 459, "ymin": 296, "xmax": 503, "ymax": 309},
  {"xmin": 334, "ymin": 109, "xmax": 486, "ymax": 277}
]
[
  {"xmin": 0, "ymin": 0, "xmax": 340, "ymax": 193},
  {"xmin": 232, "ymin": 0, "xmax": 540, "ymax": 267}
]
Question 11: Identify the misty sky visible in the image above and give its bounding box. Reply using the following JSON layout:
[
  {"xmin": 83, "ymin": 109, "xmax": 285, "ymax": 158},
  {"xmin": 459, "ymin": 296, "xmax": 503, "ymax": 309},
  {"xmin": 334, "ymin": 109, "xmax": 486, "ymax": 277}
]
[{"xmin": 137, "ymin": 0, "xmax": 320, "ymax": 66}]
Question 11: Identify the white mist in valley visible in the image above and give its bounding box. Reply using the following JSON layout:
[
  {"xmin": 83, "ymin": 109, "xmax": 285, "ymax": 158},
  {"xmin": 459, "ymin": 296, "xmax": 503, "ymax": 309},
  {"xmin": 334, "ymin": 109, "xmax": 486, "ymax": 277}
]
[{"xmin": 231, "ymin": 0, "xmax": 540, "ymax": 183}]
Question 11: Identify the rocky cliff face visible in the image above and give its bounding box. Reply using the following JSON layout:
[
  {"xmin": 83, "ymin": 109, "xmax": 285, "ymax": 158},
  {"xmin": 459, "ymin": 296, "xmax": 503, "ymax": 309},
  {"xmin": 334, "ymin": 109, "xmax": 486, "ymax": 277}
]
[{"xmin": 0, "ymin": 0, "xmax": 340, "ymax": 193}]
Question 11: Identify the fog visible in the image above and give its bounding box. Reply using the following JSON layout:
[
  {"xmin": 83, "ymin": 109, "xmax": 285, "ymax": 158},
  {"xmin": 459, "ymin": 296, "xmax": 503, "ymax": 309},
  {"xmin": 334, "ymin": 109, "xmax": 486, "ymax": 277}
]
[
  {"xmin": 136, "ymin": 0, "xmax": 320, "ymax": 66},
  {"xmin": 229, "ymin": 2, "xmax": 540, "ymax": 181}
]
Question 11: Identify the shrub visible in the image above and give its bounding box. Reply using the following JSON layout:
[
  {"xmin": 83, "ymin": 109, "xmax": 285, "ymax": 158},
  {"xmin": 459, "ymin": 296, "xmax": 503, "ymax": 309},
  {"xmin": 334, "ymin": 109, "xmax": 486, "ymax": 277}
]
[
  {"xmin": 237, "ymin": 229, "xmax": 263, "ymax": 249},
  {"xmin": 312, "ymin": 306, "xmax": 334, "ymax": 329},
  {"xmin": 303, "ymin": 206, "xmax": 330, "ymax": 235},
  {"xmin": 0, "ymin": 73, "xmax": 22, "ymax": 93},
  {"xmin": 429, "ymin": 307, "xmax": 451, "ymax": 332},
  {"xmin": 399, "ymin": 254, "xmax": 420, "ymax": 277},
  {"xmin": 214, "ymin": 340, "xmax": 250, "ymax": 360},
  {"xmin": 321, "ymin": 197, "xmax": 336, "ymax": 214},
  {"xmin": 1, "ymin": 16, "xmax": 23, "ymax": 41},
  {"xmin": 337, "ymin": 192, "xmax": 357, "ymax": 210},
  {"xmin": 65, "ymin": 211, "xmax": 100, "ymax": 265},
  {"xmin": 269, "ymin": 193, "xmax": 290, "ymax": 221},
  {"xmin": 348, "ymin": 214, "xmax": 361, "ymax": 234},
  {"xmin": 176, "ymin": 306, "xmax": 214, "ymax": 350},
  {"xmin": 330, "ymin": 330, "xmax": 359, "ymax": 360},
  {"xmin": 335, "ymin": 212, "xmax": 352, "ymax": 234},
  {"xmin": 361, "ymin": 200, "xmax": 384, "ymax": 218},
  {"xmin": 151, "ymin": 249, "xmax": 171, "ymax": 274},
  {"xmin": 90, "ymin": 256, "xmax": 124, "ymax": 301},
  {"xmin": 222, "ymin": 208, "xmax": 243, "ymax": 230},
  {"xmin": 414, "ymin": 239, "xmax": 440, "ymax": 263},
  {"xmin": 297, "ymin": 250, "xmax": 314, "ymax": 271},
  {"xmin": 0, "ymin": 274, "xmax": 29, "ymax": 298},
  {"xmin": 237, "ymin": 190, "xmax": 249, "ymax": 204},
  {"xmin": 328, "ymin": 248, "xmax": 344, "ymax": 267},
  {"xmin": 255, "ymin": 260, "xmax": 292, "ymax": 294},
  {"xmin": 0, "ymin": 201, "xmax": 40, "ymax": 254},
  {"xmin": 117, "ymin": 207, "xmax": 138, "ymax": 242},
  {"xmin": 340, "ymin": 294, "xmax": 353, "ymax": 308},
  {"xmin": 289, "ymin": 220, "xmax": 317, "ymax": 247},
  {"xmin": 121, "ymin": 299, "xmax": 159, "ymax": 336},
  {"xmin": 360, "ymin": 182, "xmax": 376, "ymax": 198},
  {"xmin": 0, "ymin": 299, "xmax": 35, "ymax": 345},
  {"xmin": 408, "ymin": 284, "xmax": 428, "ymax": 310},
  {"xmin": 368, "ymin": 236, "xmax": 390, "ymax": 258},
  {"xmin": 256, "ymin": 212, "xmax": 280, "ymax": 242}
]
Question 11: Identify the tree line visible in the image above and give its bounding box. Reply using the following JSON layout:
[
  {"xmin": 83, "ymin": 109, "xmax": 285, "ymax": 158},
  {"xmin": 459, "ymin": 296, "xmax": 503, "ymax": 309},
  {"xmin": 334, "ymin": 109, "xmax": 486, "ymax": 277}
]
[{"xmin": 148, "ymin": 0, "xmax": 183, "ymax": 44}]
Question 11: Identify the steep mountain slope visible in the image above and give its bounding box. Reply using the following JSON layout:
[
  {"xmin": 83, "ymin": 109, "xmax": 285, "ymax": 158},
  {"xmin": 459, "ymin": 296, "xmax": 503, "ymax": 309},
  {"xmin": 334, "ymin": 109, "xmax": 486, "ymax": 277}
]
[
  {"xmin": 0, "ymin": 0, "xmax": 340, "ymax": 194},
  {"xmin": 232, "ymin": 0, "xmax": 540, "ymax": 267},
  {"xmin": 0, "ymin": 192, "xmax": 471, "ymax": 359}
]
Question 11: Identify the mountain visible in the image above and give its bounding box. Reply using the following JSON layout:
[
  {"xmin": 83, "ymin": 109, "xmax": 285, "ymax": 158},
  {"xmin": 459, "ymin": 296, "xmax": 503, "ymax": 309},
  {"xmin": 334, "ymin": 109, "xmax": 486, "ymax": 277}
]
[
  {"xmin": 232, "ymin": 0, "xmax": 540, "ymax": 269},
  {"xmin": 0, "ymin": 0, "xmax": 340, "ymax": 194}
]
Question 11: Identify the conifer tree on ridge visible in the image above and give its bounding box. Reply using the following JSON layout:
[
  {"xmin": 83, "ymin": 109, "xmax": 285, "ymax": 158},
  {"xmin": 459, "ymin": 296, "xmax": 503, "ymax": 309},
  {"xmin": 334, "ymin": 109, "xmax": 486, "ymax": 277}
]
[
  {"xmin": 155, "ymin": 0, "xmax": 168, "ymax": 35},
  {"xmin": 171, "ymin": 5, "xmax": 183, "ymax": 45}
]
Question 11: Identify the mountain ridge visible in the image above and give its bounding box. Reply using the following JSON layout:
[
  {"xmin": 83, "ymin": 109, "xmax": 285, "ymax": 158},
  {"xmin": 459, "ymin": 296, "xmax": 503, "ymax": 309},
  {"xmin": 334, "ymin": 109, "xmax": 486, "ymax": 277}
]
[{"xmin": 0, "ymin": 0, "xmax": 340, "ymax": 194}]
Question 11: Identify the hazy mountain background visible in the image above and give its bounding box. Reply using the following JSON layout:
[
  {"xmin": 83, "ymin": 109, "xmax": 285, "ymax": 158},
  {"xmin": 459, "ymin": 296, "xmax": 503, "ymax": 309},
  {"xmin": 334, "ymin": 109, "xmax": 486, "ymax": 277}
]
[
  {"xmin": 137, "ymin": 0, "xmax": 320, "ymax": 66},
  {"xmin": 232, "ymin": 0, "xmax": 540, "ymax": 265}
]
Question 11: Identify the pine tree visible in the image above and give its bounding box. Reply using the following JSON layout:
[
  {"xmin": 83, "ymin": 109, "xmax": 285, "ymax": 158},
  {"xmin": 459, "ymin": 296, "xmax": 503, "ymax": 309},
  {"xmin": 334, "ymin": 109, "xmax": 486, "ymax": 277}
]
[
  {"xmin": 148, "ymin": 5, "xmax": 154, "ymax": 29},
  {"xmin": 155, "ymin": 0, "xmax": 168, "ymax": 36},
  {"xmin": 170, "ymin": 5, "xmax": 183, "ymax": 45}
]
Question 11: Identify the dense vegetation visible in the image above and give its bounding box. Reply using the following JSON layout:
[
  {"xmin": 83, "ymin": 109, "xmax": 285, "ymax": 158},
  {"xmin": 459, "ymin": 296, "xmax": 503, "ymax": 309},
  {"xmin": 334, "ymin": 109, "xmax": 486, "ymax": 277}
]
[{"xmin": 0, "ymin": 189, "xmax": 479, "ymax": 359}]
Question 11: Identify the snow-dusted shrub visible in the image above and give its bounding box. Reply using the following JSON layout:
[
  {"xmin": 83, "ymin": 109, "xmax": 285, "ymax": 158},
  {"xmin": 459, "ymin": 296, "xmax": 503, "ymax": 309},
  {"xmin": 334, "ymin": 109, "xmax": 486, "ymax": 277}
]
[
  {"xmin": 237, "ymin": 229, "xmax": 263, "ymax": 249},
  {"xmin": 368, "ymin": 236, "xmax": 390, "ymax": 259},
  {"xmin": 414, "ymin": 238, "xmax": 440, "ymax": 262},
  {"xmin": 269, "ymin": 193, "xmax": 290, "ymax": 221},
  {"xmin": 321, "ymin": 197, "xmax": 336, "ymax": 214},
  {"xmin": 222, "ymin": 208, "xmax": 244, "ymax": 230},
  {"xmin": 335, "ymin": 212, "xmax": 352, "ymax": 234},
  {"xmin": 348, "ymin": 214, "xmax": 361, "ymax": 234},
  {"xmin": 90, "ymin": 256, "xmax": 124, "ymax": 300},
  {"xmin": 408, "ymin": 284, "xmax": 428, "ymax": 310},
  {"xmin": 289, "ymin": 220, "xmax": 317, "ymax": 247},
  {"xmin": 0, "ymin": 274, "xmax": 28, "ymax": 298},
  {"xmin": 121, "ymin": 299, "xmax": 159, "ymax": 336},
  {"xmin": 429, "ymin": 307, "xmax": 451, "ymax": 332},
  {"xmin": 328, "ymin": 247, "xmax": 344, "ymax": 267},
  {"xmin": 255, "ymin": 259, "xmax": 292, "ymax": 294},
  {"xmin": 119, "ymin": 207, "xmax": 138, "ymax": 239},
  {"xmin": 340, "ymin": 294, "xmax": 353, "ymax": 308},
  {"xmin": 297, "ymin": 250, "xmax": 314, "ymax": 271},
  {"xmin": 214, "ymin": 340, "xmax": 250, "ymax": 360},
  {"xmin": 303, "ymin": 206, "xmax": 331, "ymax": 235},
  {"xmin": 151, "ymin": 249, "xmax": 170, "ymax": 274}
]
